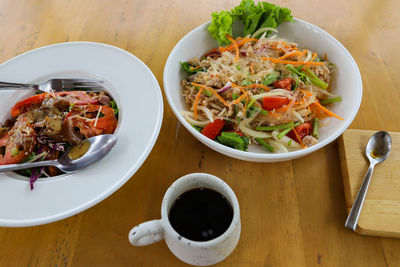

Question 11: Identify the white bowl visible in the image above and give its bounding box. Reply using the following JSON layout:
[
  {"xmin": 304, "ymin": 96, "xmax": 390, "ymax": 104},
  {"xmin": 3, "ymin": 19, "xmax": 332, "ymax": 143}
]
[{"xmin": 163, "ymin": 19, "xmax": 362, "ymax": 162}]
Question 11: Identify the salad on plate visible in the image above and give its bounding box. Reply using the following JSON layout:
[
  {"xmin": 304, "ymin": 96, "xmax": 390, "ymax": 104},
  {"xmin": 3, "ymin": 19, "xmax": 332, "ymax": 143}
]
[{"xmin": 180, "ymin": 0, "xmax": 343, "ymax": 153}]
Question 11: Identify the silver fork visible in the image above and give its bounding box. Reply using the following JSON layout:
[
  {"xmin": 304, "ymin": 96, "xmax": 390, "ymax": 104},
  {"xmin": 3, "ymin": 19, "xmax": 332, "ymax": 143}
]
[{"xmin": 0, "ymin": 78, "xmax": 104, "ymax": 93}]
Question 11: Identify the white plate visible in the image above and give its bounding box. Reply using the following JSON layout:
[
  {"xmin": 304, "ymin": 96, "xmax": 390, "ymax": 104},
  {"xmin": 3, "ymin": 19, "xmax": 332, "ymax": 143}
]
[
  {"xmin": 164, "ymin": 19, "xmax": 362, "ymax": 162},
  {"xmin": 0, "ymin": 42, "xmax": 163, "ymax": 227}
]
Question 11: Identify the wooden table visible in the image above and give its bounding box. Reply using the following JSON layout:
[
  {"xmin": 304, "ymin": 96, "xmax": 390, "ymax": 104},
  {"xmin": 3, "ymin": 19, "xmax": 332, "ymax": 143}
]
[{"xmin": 0, "ymin": 0, "xmax": 399, "ymax": 266}]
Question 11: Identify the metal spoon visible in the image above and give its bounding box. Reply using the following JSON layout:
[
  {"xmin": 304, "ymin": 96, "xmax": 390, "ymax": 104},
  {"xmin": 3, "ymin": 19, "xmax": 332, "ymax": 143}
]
[
  {"xmin": 0, "ymin": 134, "xmax": 117, "ymax": 173},
  {"xmin": 345, "ymin": 131, "xmax": 392, "ymax": 231}
]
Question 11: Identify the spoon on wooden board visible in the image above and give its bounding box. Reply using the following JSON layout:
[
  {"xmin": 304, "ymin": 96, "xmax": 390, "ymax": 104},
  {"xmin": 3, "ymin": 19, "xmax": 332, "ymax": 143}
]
[
  {"xmin": 0, "ymin": 134, "xmax": 117, "ymax": 173},
  {"xmin": 345, "ymin": 131, "xmax": 392, "ymax": 231}
]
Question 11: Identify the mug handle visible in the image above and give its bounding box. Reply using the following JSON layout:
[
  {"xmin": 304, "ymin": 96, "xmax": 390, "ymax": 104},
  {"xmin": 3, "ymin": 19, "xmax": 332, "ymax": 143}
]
[{"xmin": 128, "ymin": 219, "xmax": 164, "ymax": 246}]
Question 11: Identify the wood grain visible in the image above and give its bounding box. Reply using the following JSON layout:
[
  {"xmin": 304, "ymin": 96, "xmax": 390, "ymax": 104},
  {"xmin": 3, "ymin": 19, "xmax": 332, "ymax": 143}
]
[
  {"xmin": 339, "ymin": 129, "xmax": 400, "ymax": 238},
  {"xmin": 0, "ymin": 0, "xmax": 399, "ymax": 266}
]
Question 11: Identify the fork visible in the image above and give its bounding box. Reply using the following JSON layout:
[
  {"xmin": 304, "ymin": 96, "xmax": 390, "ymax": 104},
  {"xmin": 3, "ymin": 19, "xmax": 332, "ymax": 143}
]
[{"xmin": 0, "ymin": 78, "xmax": 104, "ymax": 93}]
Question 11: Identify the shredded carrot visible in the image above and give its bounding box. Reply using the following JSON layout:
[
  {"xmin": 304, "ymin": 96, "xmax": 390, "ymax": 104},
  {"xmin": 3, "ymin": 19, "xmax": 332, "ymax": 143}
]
[
  {"xmin": 226, "ymin": 34, "xmax": 240, "ymax": 61},
  {"xmin": 241, "ymin": 84, "xmax": 270, "ymax": 91},
  {"xmin": 250, "ymin": 62, "xmax": 255, "ymax": 75},
  {"xmin": 220, "ymin": 38, "xmax": 258, "ymax": 52},
  {"xmin": 232, "ymin": 92, "xmax": 248, "ymax": 105},
  {"xmin": 313, "ymin": 102, "xmax": 344, "ymax": 120},
  {"xmin": 291, "ymin": 126, "xmax": 307, "ymax": 148},
  {"xmin": 191, "ymin": 83, "xmax": 230, "ymax": 106},
  {"xmin": 278, "ymin": 51, "xmax": 303, "ymax": 60},
  {"xmin": 310, "ymin": 52, "xmax": 317, "ymax": 62},
  {"xmin": 261, "ymin": 57, "xmax": 324, "ymax": 66},
  {"xmin": 299, "ymin": 89, "xmax": 312, "ymax": 97},
  {"xmin": 193, "ymin": 88, "xmax": 203, "ymax": 120}
]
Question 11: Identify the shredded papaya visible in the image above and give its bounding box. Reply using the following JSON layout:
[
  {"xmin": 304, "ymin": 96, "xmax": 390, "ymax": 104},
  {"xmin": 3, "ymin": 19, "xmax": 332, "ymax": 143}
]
[{"xmin": 226, "ymin": 34, "xmax": 239, "ymax": 61}]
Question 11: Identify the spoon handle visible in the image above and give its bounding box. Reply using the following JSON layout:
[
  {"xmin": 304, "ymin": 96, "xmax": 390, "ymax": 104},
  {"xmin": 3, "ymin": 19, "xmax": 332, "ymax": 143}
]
[
  {"xmin": 0, "ymin": 160, "xmax": 59, "ymax": 172},
  {"xmin": 345, "ymin": 164, "xmax": 375, "ymax": 230}
]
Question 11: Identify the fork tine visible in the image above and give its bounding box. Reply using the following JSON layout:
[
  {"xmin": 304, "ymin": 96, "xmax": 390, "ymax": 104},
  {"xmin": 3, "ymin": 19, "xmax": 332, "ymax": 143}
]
[
  {"xmin": 62, "ymin": 86, "xmax": 105, "ymax": 91},
  {"xmin": 60, "ymin": 79, "xmax": 103, "ymax": 84},
  {"xmin": 65, "ymin": 84, "xmax": 104, "ymax": 88}
]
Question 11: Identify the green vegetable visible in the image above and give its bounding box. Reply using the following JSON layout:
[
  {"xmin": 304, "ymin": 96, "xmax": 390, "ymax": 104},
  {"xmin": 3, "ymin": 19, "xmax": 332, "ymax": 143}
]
[
  {"xmin": 277, "ymin": 121, "xmax": 301, "ymax": 139},
  {"xmin": 302, "ymin": 68, "xmax": 328, "ymax": 89},
  {"xmin": 204, "ymin": 90, "xmax": 212, "ymax": 97},
  {"xmin": 247, "ymin": 98, "xmax": 256, "ymax": 109},
  {"xmin": 256, "ymin": 121, "xmax": 294, "ymax": 131},
  {"xmin": 241, "ymin": 80, "xmax": 252, "ymax": 86},
  {"xmin": 236, "ymin": 65, "xmax": 242, "ymax": 71},
  {"xmin": 180, "ymin": 62, "xmax": 204, "ymax": 74},
  {"xmin": 286, "ymin": 64, "xmax": 301, "ymax": 76},
  {"xmin": 110, "ymin": 101, "xmax": 119, "ymax": 116},
  {"xmin": 217, "ymin": 132, "xmax": 249, "ymax": 151},
  {"xmin": 69, "ymin": 103, "xmax": 75, "ymax": 111},
  {"xmin": 320, "ymin": 96, "xmax": 342, "ymax": 105},
  {"xmin": 11, "ymin": 147, "xmax": 19, "ymax": 157},
  {"xmin": 259, "ymin": 108, "xmax": 268, "ymax": 115},
  {"xmin": 193, "ymin": 125, "xmax": 203, "ymax": 132},
  {"xmin": 255, "ymin": 138, "xmax": 274, "ymax": 152},
  {"xmin": 312, "ymin": 118, "xmax": 319, "ymax": 138},
  {"xmin": 208, "ymin": 0, "xmax": 293, "ymax": 45},
  {"xmin": 262, "ymin": 72, "xmax": 279, "ymax": 86},
  {"xmin": 232, "ymin": 93, "xmax": 239, "ymax": 100}
]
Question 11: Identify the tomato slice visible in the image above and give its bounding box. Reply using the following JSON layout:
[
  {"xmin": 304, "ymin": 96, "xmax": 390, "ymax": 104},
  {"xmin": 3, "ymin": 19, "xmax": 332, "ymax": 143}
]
[
  {"xmin": 273, "ymin": 78, "xmax": 292, "ymax": 91},
  {"xmin": 11, "ymin": 94, "xmax": 45, "ymax": 117},
  {"xmin": 11, "ymin": 91, "xmax": 99, "ymax": 117},
  {"xmin": 287, "ymin": 122, "xmax": 312, "ymax": 143},
  {"xmin": 201, "ymin": 119, "xmax": 225, "ymax": 140},
  {"xmin": 65, "ymin": 105, "xmax": 117, "ymax": 138},
  {"xmin": 262, "ymin": 96, "xmax": 290, "ymax": 111}
]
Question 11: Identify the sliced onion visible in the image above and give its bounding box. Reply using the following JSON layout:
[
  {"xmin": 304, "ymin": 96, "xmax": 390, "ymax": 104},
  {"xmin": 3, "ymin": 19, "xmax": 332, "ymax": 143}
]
[
  {"xmin": 271, "ymin": 130, "xmax": 301, "ymax": 148},
  {"xmin": 217, "ymin": 108, "xmax": 226, "ymax": 117},
  {"xmin": 196, "ymin": 106, "xmax": 214, "ymax": 122},
  {"xmin": 251, "ymin": 27, "xmax": 278, "ymax": 38},
  {"xmin": 291, "ymin": 110, "xmax": 304, "ymax": 123},
  {"xmin": 304, "ymin": 50, "xmax": 312, "ymax": 62},
  {"xmin": 217, "ymin": 81, "xmax": 232, "ymax": 93},
  {"xmin": 239, "ymin": 123, "xmax": 272, "ymax": 139},
  {"xmin": 269, "ymin": 140, "xmax": 289, "ymax": 153},
  {"xmin": 180, "ymin": 111, "xmax": 210, "ymax": 127},
  {"xmin": 252, "ymin": 89, "xmax": 293, "ymax": 100}
]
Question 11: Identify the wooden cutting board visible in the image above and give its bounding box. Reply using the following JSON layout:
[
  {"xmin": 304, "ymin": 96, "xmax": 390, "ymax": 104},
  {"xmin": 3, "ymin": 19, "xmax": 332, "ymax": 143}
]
[{"xmin": 339, "ymin": 129, "xmax": 400, "ymax": 238}]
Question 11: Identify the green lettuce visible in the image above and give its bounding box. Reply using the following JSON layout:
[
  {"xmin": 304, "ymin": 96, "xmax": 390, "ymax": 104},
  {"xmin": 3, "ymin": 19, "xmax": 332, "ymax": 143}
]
[{"xmin": 208, "ymin": 0, "xmax": 293, "ymax": 45}]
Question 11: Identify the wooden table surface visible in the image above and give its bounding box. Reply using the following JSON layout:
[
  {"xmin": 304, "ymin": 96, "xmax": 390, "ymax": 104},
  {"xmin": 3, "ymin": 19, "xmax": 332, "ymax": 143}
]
[{"xmin": 0, "ymin": 0, "xmax": 399, "ymax": 266}]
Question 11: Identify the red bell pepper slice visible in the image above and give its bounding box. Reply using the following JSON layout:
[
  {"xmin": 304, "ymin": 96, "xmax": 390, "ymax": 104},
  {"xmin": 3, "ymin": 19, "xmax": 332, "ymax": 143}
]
[
  {"xmin": 262, "ymin": 96, "xmax": 290, "ymax": 111},
  {"xmin": 287, "ymin": 122, "xmax": 312, "ymax": 143},
  {"xmin": 201, "ymin": 119, "xmax": 225, "ymax": 140}
]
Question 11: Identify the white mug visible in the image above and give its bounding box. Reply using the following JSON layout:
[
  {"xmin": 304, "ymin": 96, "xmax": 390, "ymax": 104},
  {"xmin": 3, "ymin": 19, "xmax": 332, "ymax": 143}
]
[{"xmin": 128, "ymin": 173, "xmax": 241, "ymax": 266}]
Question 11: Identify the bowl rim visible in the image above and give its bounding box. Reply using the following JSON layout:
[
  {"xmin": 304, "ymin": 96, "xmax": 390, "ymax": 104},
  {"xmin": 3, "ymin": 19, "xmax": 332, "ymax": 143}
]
[{"xmin": 163, "ymin": 18, "xmax": 362, "ymax": 161}]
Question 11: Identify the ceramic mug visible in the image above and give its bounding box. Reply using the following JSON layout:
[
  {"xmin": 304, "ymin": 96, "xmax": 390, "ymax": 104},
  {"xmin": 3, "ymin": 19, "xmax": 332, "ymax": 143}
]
[{"xmin": 128, "ymin": 173, "xmax": 241, "ymax": 266}]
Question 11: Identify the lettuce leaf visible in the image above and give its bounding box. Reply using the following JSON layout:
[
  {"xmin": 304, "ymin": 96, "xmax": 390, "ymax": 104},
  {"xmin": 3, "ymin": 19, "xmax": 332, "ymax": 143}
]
[
  {"xmin": 208, "ymin": 10, "xmax": 234, "ymax": 46},
  {"xmin": 208, "ymin": 0, "xmax": 293, "ymax": 45}
]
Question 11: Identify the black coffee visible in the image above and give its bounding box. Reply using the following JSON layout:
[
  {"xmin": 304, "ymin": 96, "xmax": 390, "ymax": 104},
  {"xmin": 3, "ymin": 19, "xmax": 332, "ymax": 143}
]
[{"xmin": 168, "ymin": 187, "xmax": 233, "ymax": 242}]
